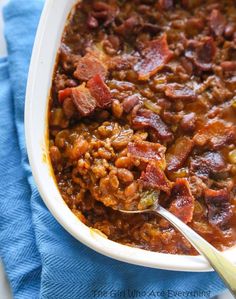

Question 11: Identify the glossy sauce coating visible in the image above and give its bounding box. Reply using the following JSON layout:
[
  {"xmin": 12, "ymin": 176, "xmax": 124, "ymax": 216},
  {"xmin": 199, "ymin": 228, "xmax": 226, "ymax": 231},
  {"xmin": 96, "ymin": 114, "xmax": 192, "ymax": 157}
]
[{"xmin": 49, "ymin": 0, "xmax": 236, "ymax": 255}]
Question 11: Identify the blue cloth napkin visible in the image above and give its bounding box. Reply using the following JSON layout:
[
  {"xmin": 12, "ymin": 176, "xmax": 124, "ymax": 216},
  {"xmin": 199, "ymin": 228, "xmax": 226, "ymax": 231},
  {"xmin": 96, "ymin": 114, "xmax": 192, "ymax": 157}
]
[{"xmin": 0, "ymin": 1, "xmax": 227, "ymax": 298}]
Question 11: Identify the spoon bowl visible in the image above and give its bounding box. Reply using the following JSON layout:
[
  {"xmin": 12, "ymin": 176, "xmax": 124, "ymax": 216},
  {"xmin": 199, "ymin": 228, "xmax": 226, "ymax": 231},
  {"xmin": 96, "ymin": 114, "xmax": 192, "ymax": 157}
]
[{"xmin": 117, "ymin": 196, "xmax": 236, "ymax": 298}]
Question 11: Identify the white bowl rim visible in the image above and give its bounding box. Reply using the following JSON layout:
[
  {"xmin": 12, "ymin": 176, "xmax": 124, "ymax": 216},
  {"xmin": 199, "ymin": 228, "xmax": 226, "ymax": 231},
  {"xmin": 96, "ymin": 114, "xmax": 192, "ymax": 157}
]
[{"xmin": 25, "ymin": 0, "xmax": 236, "ymax": 272}]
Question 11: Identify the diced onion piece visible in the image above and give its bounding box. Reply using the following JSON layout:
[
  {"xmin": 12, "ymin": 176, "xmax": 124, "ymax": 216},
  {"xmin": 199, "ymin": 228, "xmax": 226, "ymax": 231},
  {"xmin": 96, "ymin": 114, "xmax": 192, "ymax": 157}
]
[
  {"xmin": 231, "ymin": 99, "xmax": 236, "ymax": 109},
  {"xmin": 229, "ymin": 149, "xmax": 236, "ymax": 164},
  {"xmin": 194, "ymin": 201, "xmax": 204, "ymax": 216},
  {"xmin": 144, "ymin": 100, "xmax": 161, "ymax": 114},
  {"xmin": 138, "ymin": 190, "xmax": 159, "ymax": 210},
  {"xmin": 50, "ymin": 108, "xmax": 68, "ymax": 128}
]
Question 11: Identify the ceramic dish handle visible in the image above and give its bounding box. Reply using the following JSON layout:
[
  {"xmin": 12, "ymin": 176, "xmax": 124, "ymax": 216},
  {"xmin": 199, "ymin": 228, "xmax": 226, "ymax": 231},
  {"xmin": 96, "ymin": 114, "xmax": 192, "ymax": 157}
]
[{"xmin": 157, "ymin": 206, "xmax": 236, "ymax": 297}]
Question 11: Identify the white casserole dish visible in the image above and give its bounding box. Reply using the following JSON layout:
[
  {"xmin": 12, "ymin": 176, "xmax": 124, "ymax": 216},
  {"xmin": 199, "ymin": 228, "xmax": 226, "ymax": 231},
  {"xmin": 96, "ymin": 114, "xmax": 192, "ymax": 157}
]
[{"xmin": 25, "ymin": 0, "xmax": 236, "ymax": 272}]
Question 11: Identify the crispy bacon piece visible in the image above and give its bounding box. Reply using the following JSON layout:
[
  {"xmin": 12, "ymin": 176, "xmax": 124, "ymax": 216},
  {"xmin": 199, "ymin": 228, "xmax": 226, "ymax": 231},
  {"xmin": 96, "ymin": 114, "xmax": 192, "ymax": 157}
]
[
  {"xmin": 169, "ymin": 179, "xmax": 195, "ymax": 223},
  {"xmin": 87, "ymin": 74, "xmax": 112, "ymax": 108},
  {"xmin": 190, "ymin": 152, "xmax": 229, "ymax": 179},
  {"xmin": 195, "ymin": 37, "xmax": 216, "ymax": 71},
  {"xmin": 135, "ymin": 34, "xmax": 173, "ymax": 81},
  {"xmin": 58, "ymin": 88, "xmax": 72, "ymax": 103},
  {"xmin": 205, "ymin": 188, "xmax": 233, "ymax": 228},
  {"xmin": 140, "ymin": 163, "xmax": 172, "ymax": 194},
  {"xmin": 73, "ymin": 53, "xmax": 107, "ymax": 81},
  {"xmin": 193, "ymin": 120, "xmax": 236, "ymax": 150},
  {"xmin": 123, "ymin": 94, "xmax": 140, "ymax": 113},
  {"xmin": 166, "ymin": 137, "xmax": 194, "ymax": 172},
  {"xmin": 132, "ymin": 109, "xmax": 173, "ymax": 143},
  {"xmin": 71, "ymin": 84, "xmax": 96, "ymax": 117},
  {"xmin": 209, "ymin": 9, "xmax": 226, "ymax": 36},
  {"xmin": 108, "ymin": 54, "xmax": 138, "ymax": 71},
  {"xmin": 186, "ymin": 37, "xmax": 216, "ymax": 71},
  {"xmin": 128, "ymin": 141, "xmax": 166, "ymax": 164},
  {"xmin": 58, "ymin": 75, "xmax": 112, "ymax": 115},
  {"xmin": 62, "ymin": 97, "xmax": 77, "ymax": 119},
  {"xmin": 165, "ymin": 84, "xmax": 197, "ymax": 101}
]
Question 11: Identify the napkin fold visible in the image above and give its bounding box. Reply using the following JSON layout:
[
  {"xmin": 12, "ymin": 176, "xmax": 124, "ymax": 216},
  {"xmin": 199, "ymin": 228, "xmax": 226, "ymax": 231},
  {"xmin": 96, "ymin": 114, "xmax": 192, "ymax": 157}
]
[{"xmin": 0, "ymin": 1, "xmax": 226, "ymax": 298}]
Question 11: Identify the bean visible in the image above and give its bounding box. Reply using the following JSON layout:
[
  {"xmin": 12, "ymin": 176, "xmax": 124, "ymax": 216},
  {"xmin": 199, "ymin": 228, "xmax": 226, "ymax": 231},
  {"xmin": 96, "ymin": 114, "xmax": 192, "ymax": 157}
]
[
  {"xmin": 97, "ymin": 125, "xmax": 113, "ymax": 138},
  {"xmin": 112, "ymin": 100, "xmax": 123, "ymax": 118},
  {"xmin": 87, "ymin": 15, "xmax": 99, "ymax": 29},
  {"xmin": 70, "ymin": 137, "xmax": 89, "ymax": 160},
  {"xmin": 124, "ymin": 182, "xmax": 137, "ymax": 197},
  {"xmin": 97, "ymin": 110, "xmax": 110, "ymax": 121},
  {"xmin": 99, "ymin": 177, "xmax": 110, "ymax": 193},
  {"xmin": 224, "ymin": 23, "xmax": 235, "ymax": 39},
  {"xmin": 91, "ymin": 165, "xmax": 107, "ymax": 178},
  {"xmin": 109, "ymin": 174, "xmax": 120, "ymax": 190},
  {"xmin": 98, "ymin": 148, "xmax": 112, "ymax": 160},
  {"xmin": 115, "ymin": 157, "xmax": 133, "ymax": 169},
  {"xmin": 221, "ymin": 61, "xmax": 236, "ymax": 72},
  {"xmin": 117, "ymin": 169, "xmax": 134, "ymax": 183},
  {"xmin": 49, "ymin": 146, "xmax": 61, "ymax": 164}
]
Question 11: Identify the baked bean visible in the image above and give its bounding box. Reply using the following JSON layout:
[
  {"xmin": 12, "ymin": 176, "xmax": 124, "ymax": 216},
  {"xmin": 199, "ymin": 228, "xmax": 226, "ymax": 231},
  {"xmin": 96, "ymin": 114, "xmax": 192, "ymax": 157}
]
[
  {"xmin": 115, "ymin": 157, "xmax": 133, "ymax": 169},
  {"xmin": 99, "ymin": 177, "xmax": 110, "ymax": 194},
  {"xmin": 224, "ymin": 23, "xmax": 235, "ymax": 39},
  {"xmin": 49, "ymin": 0, "xmax": 236, "ymax": 255},
  {"xmin": 50, "ymin": 146, "xmax": 61, "ymax": 164},
  {"xmin": 70, "ymin": 137, "xmax": 89, "ymax": 160},
  {"xmin": 97, "ymin": 125, "xmax": 113, "ymax": 138},
  {"xmin": 91, "ymin": 164, "xmax": 107, "ymax": 178},
  {"xmin": 124, "ymin": 182, "xmax": 137, "ymax": 197},
  {"xmin": 112, "ymin": 100, "xmax": 123, "ymax": 118},
  {"xmin": 117, "ymin": 169, "xmax": 134, "ymax": 183},
  {"xmin": 109, "ymin": 174, "xmax": 120, "ymax": 190},
  {"xmin": 98, "ymin": 148, "xmax": 112, "ymax": 160}
]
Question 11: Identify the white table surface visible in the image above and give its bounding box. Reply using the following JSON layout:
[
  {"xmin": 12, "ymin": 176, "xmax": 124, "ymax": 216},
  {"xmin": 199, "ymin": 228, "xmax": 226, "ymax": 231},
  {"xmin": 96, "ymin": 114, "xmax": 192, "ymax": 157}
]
[{"xmin": 0, "ymin": 1, "xmax": 233, "ymax": 298}]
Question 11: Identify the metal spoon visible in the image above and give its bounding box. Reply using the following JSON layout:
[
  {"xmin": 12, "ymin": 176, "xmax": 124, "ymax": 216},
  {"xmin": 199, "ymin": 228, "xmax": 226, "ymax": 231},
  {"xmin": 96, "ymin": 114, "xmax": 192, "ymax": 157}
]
[{"xmin": 119, "ymin": 198, "xmax": 236, "ymax": 297}]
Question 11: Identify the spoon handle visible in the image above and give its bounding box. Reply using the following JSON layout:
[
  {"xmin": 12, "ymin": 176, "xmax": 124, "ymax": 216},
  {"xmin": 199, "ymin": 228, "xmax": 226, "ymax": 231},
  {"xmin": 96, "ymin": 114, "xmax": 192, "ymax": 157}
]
[{"xmin": 157, "ymin": 206, "xmax": 236, "ymax": 297}]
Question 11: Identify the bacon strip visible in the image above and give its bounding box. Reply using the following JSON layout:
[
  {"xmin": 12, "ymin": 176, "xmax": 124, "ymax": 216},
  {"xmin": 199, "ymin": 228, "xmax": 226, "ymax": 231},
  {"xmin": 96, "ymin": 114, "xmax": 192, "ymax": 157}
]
[
  {"xmin": 166, "ymin": 137, "xmax": 194, "ymax": 172},
  {"xmin": 169, "ymin": 179, "xmax": 195, "ymax": 223},
  {"xmin": 87, "ymin": 74, "xmax": 112, "ymax": 108},
  {"xmin": 74, "ymin": 53, "xmax": 107, "ymax": 81},
  {"xmin": 58, "ymin": 75, "xmax": 112, "ymax": 116},
  {"xmin": 58, "ymin": 88, "xmax": 72, "ymax": 103},
  {"xmin": 123, "ymin": 94, "xmax": 140, "ymax": 113},
  {"xmin": 128, "ymin": 141, "xmax": 166, "ymax": 163},
  {"xmin": 140, "ymin": 163, "xmax": 172, "ymax": 194},
  {"xmin": 193, "ymin": 120, "xmax": 236, "ymax": 150},
  {"xmin": 165, "ymin": 84, "xmax": 197, "ymax": 101},
  {"xmin": 71, "ymin": 84, "xmax": 96, "ymax": 116},
  {"xmin": 205, "ymin": 188, "xmax": 233, "ymax": 228},
  {"xmin": 135, "ymin": 34, "xmax": 173, "ymax": 81},
  {"xmin": 190, "ymin": 152, "xmax": 228, "ymax": 179},
  {"xmin": 186, "ymin": 37, "xmax": 216, "ymax": 71},
  {"xmin": 132, "ymin": 109, "xmax": 173, "ymax": 143}
]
